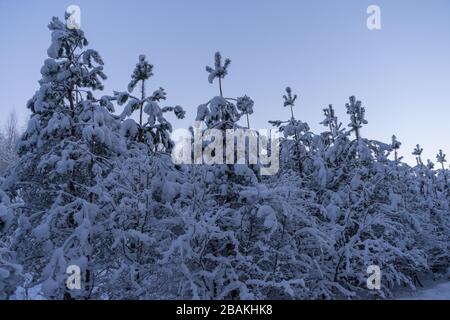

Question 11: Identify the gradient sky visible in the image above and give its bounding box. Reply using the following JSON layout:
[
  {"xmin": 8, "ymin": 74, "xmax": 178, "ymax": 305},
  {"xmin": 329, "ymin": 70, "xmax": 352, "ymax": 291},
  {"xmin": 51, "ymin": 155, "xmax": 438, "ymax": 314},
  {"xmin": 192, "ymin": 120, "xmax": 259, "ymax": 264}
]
[{"xmin": 0, "ymin": 0, "xmax": 449, "ymax": 164}]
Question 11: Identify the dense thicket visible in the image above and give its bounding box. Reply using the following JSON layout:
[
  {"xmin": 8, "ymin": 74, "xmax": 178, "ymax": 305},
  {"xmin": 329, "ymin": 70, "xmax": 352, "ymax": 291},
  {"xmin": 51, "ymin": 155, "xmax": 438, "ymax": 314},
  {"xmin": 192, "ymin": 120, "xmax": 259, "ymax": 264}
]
[{"xmin": 0, "ymin": 15, "xmax": 449, "ymax": 300}]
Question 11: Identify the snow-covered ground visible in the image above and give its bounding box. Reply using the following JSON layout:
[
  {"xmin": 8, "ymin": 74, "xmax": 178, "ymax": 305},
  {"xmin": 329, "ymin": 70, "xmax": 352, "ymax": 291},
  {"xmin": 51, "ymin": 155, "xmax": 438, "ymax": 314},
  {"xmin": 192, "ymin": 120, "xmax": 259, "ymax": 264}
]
[
  {"xmin": 397, "ymin": 281, "xmax": 450, "ymax": 300},
  {"xmin": 12, "ymin": 281, "xmax": 450, "ymax": 300}
]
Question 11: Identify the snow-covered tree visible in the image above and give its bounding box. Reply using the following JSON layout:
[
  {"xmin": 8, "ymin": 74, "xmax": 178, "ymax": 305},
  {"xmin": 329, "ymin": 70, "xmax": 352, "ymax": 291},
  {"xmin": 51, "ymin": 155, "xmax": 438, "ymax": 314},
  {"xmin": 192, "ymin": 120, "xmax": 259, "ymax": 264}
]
[
  {"xmin": 3, "ymin": 15, "xmax": 123, "ymax": 299},
  {"xmin": 320, "ymin": 104, "xmax": 343, "ymax": 145},
  {"xmin": 115, "ymin": 55, "xmax": 185, "ymax": 150},
  {"xmin": 94, "ymin": 54, "xmax": 186, "ymax": 299},
  {"xmin": 164, "ymin": 52, "xmax": 315, "ymax": 300},
  {"xmin": 346, "ymin": 96, "xmax": 367, "ymax": 141},
  {"xmin": 0, "ymin": 112, "xmax": 20, "ymax": 176},
  {"xmin": 270, "ymin": 87, "xmax": 312, "ymax": 173},
  {"xmin": 412, "ymin": 144, "xmax": 424, "ymax": 166}
]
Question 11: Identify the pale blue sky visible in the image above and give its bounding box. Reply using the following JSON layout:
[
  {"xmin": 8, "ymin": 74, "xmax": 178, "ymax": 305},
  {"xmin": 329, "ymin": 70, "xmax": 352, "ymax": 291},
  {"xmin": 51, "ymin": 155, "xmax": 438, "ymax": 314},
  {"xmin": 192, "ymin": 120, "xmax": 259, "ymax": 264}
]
[{"xmin": 0, "ymin": 0, "xmax": 449, "ymax": 164}]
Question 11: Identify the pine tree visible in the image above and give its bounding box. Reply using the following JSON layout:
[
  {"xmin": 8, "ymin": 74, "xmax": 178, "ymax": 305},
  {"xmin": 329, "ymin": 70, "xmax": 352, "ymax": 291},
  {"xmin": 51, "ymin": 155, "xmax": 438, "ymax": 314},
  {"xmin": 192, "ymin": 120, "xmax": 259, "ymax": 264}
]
[
  {"xmin": 3, "ymin": 15, "xmax": 122, "ymax": 299},
  {"xmin": 165, "ymin": 52, "xmax": 307, "ymax": 299},
  {"xmin": 98, "ymin": 55, "xmax": 185, "ymax": 299},
  {"xmin": 270, "ymin": 87, "xmax": 311, "ymax": 173},
  {"xmin": 115, "ymin": 54, "xmax": 185, "ymax": 150}
]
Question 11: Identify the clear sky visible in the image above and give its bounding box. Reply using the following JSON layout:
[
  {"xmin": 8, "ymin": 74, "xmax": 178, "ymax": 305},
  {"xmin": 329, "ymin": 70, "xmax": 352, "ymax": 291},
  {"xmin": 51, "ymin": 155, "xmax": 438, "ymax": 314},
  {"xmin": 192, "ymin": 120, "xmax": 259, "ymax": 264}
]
[{"xmin": 0, "ymin": 0, "xmax": 449, "ymax": 164}]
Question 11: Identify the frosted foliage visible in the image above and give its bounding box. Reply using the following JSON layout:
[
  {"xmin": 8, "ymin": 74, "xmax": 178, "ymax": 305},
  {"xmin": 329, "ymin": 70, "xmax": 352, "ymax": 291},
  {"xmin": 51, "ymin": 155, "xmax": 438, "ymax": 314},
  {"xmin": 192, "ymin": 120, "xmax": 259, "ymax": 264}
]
[
  {"xmin": 236, "ymin": 95, "xmax": 254, "ymax": 115},
  {"xmin": 0, "ymin": 18, "xmax": 449, "ymax": 301},
  {"xmin": 206, "ymin": 52, "xmax": 231, "ymax": 84},
  {"xmin": 128, "ymin": 55, "xmax": 154, "ymax": 93}
]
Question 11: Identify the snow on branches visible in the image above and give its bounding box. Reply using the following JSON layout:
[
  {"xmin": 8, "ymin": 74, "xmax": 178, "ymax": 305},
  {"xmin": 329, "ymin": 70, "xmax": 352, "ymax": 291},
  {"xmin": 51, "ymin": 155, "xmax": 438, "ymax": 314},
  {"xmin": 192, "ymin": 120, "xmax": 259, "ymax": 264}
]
[{"xmin": 0, "ymin": 13, "xmax": 449, "ymax": 301}]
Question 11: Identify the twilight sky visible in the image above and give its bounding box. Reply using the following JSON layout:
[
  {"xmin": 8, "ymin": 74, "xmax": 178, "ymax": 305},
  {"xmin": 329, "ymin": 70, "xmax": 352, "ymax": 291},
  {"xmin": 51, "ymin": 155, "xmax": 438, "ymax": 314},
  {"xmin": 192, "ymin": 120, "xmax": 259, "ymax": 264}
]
[{"xmin": 0, "ymin": 0, "xmax": 449, "ymax": 164}]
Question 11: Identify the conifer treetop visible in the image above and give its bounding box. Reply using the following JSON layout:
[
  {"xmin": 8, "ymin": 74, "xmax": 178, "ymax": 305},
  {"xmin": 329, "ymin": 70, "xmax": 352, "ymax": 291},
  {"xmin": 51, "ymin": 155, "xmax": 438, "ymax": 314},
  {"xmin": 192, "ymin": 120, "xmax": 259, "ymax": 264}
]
[
  {"xmin": 391, "ymin": 135, "xmax": 401, "ymax": 150},
  {"xmin": 283, "ymin": 87, "xmax": 298, "ymax": 120},
  {"xmin": 436, "ymin": 149, "xmax": 446, "ymax": 164},
  {"xmin": 128, "ymin": 55, "xmax": 154, "ymax": 93},
  {"xmin": 412, "ymin": 144, "xmax": 423, "ymax": 156},
  {"xmin": 283, "ymin": 87, "xmax": 297, "ymax": 108},
  {"xmin": 206, "ymin": 51, "xmax": 231, "ymax": 84},
  {"xmin": 346, "ymin": 96, "xmax": 367, "ymax": 129},
  {"xmin": 320, "ymin": 104, "xmax": 336, "ymax": 127}
]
